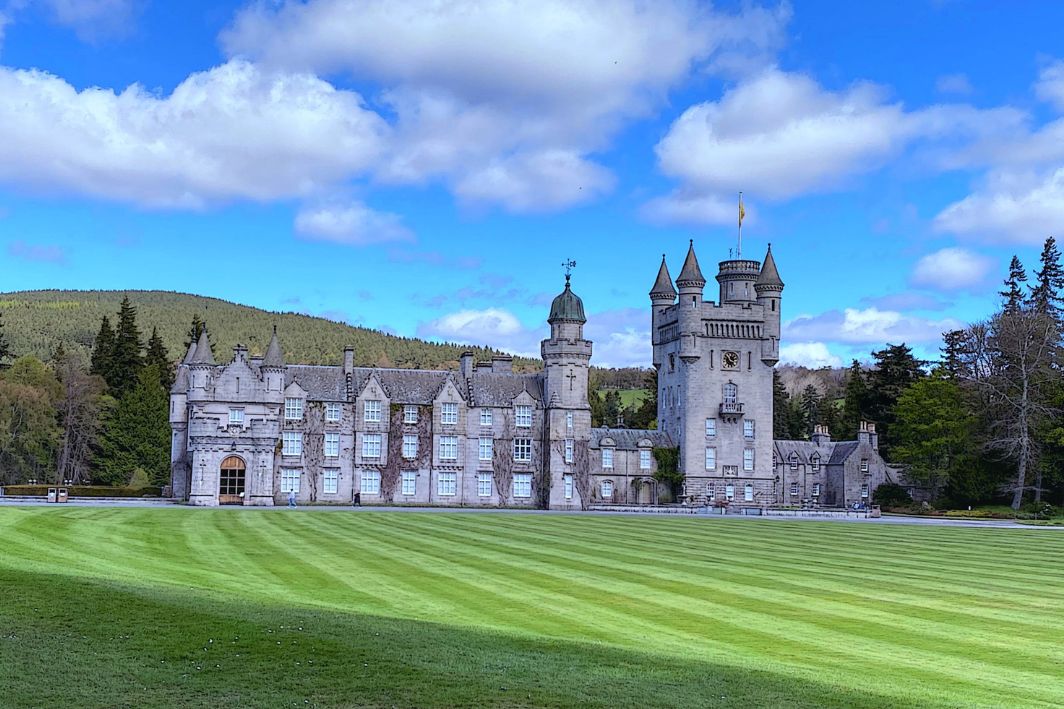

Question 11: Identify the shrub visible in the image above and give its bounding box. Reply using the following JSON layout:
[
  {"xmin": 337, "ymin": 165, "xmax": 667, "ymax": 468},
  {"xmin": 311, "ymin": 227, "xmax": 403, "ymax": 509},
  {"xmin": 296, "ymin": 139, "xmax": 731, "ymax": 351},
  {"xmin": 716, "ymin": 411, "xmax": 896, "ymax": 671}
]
[
  {"xmin": 1, "ymin": 485, "xmax": 162, "ymax": 498},
  {"xmin": 1021, "ymin": 501, "xmax": 1057, "ymax": 519},
  {"xmin": 872, "ymin": 483, "xmax": 911, "ymax": 508}
]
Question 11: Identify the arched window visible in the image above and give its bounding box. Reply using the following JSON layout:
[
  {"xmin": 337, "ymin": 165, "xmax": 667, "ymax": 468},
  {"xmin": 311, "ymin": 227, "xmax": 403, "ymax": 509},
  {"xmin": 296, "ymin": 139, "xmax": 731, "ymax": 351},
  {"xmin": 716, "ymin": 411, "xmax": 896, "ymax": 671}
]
[
  {"xmin": 219, "ymin": 456, "xmax": 246, "ymax": 504},
  {"xmin": 602, "ymin": 480, "xmax": 614, "ymax": 498}
]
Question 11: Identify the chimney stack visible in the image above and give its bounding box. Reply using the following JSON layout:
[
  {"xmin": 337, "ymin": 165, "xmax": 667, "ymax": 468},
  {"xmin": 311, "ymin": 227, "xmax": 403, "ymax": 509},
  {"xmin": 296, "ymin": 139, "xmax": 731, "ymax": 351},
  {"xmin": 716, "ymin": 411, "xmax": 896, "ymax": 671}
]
[
  {"xmin": 811, "ymin": 424, "xmax": 831, "ymax": 446},
  {"xmin": 343, "ymin": 347, "xmax": 355, "ymax": 375},
  {"xmin": 868, "ymin": 422, "xmax": 878, "ymax": 451},
  {"xmin": 460, "ymin": 351, "xmax": 475, "ymax": 380},
  {"xmin": 858, "ymin": 421, "xmax": 871, "ymax": 446},
  {"xmin": 491, "ymin": 355, "xmax": 513, "ymax": 374}
]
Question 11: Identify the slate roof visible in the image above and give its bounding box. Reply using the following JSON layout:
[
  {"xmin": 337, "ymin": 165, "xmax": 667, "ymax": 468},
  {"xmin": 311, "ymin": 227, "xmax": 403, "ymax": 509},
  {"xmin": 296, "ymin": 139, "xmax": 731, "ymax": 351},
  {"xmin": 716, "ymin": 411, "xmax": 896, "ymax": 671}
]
[
  {"xmin": 827, "ymin": 441, "xmax": 860, "ymax": 465},
  {"xmin": 590, "ymin": 428, "xmax": 674, "ymax": 450},
  {"xmin": 468, "ymin": 372, "xmax": 544, "ymax": 407},
  {"xmin": 286, "ymin": 365, "xmax": 347, "ymax": 401},
  {"xmin": 774, "ymin": 440, "xmax": 833, "ymax": 463},
  {"xmin": 188, "ymin": 329, "xmax": 216, "ymax": 365},
  {"xmin": 353, "ymin": 368, "xmax": 453, "ymax": 405},
  {"xmin": 181, "ymin": 341, "xmax": 197, "ymax": 365},
  {"xmin": 756, "ymin": 244, "xmax": 784, "ymax": 289},
  {"xmin": 676, "ymin": 240, "xmax": 706, "ymax": 287},
  {"xmin": 171, "ymin": 366, "xmax": 189, "ymax": 394},
  {"xmin": 262, "ymin": 329, "xmax": 285, "ymax": 369},
  {"xmin": 650, "ymin": 255, "xmax": 677, "ymax": 298}
]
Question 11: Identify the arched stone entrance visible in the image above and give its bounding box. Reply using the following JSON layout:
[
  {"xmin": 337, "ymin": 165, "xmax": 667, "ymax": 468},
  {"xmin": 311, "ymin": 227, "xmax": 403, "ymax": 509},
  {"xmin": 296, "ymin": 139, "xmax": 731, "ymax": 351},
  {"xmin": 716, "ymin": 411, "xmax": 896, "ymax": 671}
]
[
  {"xmin": 633, "ymin": 477, "xmax": 656, "ymax": 505},
  {"xmin": 219, "ymin": 456, "xmax": 246, "ymax": 505}
]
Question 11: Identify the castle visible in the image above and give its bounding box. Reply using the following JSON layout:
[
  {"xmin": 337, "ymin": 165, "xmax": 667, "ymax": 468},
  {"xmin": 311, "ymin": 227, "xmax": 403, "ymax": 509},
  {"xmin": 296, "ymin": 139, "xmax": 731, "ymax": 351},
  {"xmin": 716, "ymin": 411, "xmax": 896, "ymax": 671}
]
[{"xmin": 170, "ymin": 241, "xmax": 891, "ymax": 508}]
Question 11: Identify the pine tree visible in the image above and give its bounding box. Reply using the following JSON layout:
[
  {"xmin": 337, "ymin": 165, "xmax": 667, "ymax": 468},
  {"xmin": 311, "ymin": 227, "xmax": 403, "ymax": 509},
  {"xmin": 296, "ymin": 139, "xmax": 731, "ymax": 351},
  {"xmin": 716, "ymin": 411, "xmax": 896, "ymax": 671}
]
[
  {"xmin": 1000, "ymin": 255, "xmax": 1028, "ymax": 314},
  {"xmin": 798, "ymin": 385, "xmax": 821, "ymax": 437},
  {"xmin": 110, "ymin": 296, "xmax": 144, "ymax": 396},
  {"xmin": 772, "ymin": 369, "xmax": 792, "ymax": 439},
  {"xmin": 144, "ymin": 327, "xmax": 174, "ymax": 390},
  {"xmin": 867, "ymin": 344, "xmax": 927, "ymax": 458},
  {"xmin": 840, "ymin": 360, "xmax": 870, "ymax": 438},
  {"xmin": 0, "ymin": 311, "xmax": 12, "ymax": 370},
  {"xmin": 90, "ymin": 316, "xmax": 116, "ymax": 383},
  {"xmin": 95, "ymin": 365, "xmax": 171, "ymax": 486},
  {"xmin": 940, "ymin": 330, "xmax": 969, "ymax": 379},
  {"xmin": 1029, "ymin": 236, "xmax": 1064, "ymax": 320}
]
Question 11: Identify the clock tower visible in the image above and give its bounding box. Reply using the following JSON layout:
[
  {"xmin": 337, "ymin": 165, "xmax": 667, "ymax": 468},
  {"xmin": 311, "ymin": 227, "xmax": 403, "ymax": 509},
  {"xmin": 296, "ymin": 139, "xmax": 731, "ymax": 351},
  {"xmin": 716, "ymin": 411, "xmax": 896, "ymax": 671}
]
[{"xmin": 651, "ymin": 241, "xmax": 783, "ymax": 504}]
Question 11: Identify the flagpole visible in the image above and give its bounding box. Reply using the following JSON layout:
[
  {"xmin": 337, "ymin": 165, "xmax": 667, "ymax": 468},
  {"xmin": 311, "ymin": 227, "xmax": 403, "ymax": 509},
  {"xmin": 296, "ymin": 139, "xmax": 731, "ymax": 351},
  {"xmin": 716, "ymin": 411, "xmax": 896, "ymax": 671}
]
[{"xmin": 738, "ymin": 191, "xmax": 743, "ymax": 259}]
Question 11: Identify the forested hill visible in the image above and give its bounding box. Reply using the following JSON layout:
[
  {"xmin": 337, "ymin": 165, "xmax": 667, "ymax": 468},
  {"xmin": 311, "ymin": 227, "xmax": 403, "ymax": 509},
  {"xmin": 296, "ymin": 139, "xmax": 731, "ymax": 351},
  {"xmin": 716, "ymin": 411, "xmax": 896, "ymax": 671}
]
[{"xmin": 0, "ymin": 290, "xmax": 538, "ymax": 370}]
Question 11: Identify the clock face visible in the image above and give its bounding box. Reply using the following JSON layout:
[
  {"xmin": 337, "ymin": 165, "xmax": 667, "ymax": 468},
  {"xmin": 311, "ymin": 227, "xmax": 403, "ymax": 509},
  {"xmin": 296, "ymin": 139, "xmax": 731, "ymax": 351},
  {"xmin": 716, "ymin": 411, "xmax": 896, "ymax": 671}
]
[{"xmin": 722, "ymin": 351, "xmax": 740, "ymax": 369}]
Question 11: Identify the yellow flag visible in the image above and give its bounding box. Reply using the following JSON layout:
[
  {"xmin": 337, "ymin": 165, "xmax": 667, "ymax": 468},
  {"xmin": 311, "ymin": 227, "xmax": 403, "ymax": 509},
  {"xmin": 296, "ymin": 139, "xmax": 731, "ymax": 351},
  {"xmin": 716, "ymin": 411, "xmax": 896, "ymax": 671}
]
[{"xmin": 739, "ymin": 194, "xmax": 746, "ymax": 227}]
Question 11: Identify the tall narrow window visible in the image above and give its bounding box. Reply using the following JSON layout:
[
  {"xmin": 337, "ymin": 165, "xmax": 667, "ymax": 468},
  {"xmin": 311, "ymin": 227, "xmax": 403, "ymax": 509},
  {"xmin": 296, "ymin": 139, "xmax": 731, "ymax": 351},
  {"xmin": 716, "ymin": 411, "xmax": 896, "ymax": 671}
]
[
  {"xmin": 812, "ymin": 483, "xmax": 821, "ymax": 497},
  {"xmin": 640, "ymin": 450, "xmax": 651, "ymax": 470},
  {"xmin": 811, "ymin": 454, "xmax": 820, "ymax": 471},
  {"xmin": 602, "ymin": 448, "xmax": 613, "ymax": 469},
  {"xmin": 705, "ymin": 447, "xmax": 716, "ymax": 471},
  {"xmin": 564, "ymin": 439, "xmax": 574, "ymax": 463},
  {"xmin": 725, "ymin": 484, "xmax": 735, "ymax": 500},
  {"xmin": 439, "ymin": 435, "xmax": 458, "ymax": 461},
  {"xmin": 861, "ymin": 484, "xmax": 869, "ymax": 499},
  {"xmin": 477, "ymin": 473, "xmax": 492, "ymax": 497},
  {"xmin": 563, "ymin": 474, "xmax": 573, "ymax": 499},
  {"xmin": 323, "ymin": 469, "xmax": 338, "ymax": 494},
  {"xmin": 401, "ymin": 472, "xmax": 416, "ymax": 496},
  {"xmin": 705, "ymin": 418, "xmax": 717, "ymax": 436},
  {"xmin": 601, "ymin": 480, "xmax": 614, "ymax": 498},
  {"xmin": 324, "ymin": 432, "xmax": 340, "ymax": 458},
  {"xmin": 744, "ymin": 484, "xmax": 754, "ymax": 502},
  {"xmin": 743, "ymin": 448, "xmax": 754, "ymax": 472},
  {"xmin": 723, "ymin": 383, "xmax": 738, "ymax": 406},
  {"xmin": 402, "ymin": 434, "xmax": 418, "ymax": 459},
  {"xmin": 566, "ymin": 412, "xmax": 573, "ymax": 431},
  {"xmin": 789, "ymin": 453, "xmax": 799, "ymax": 470},
  {"xmin": 441, "ymin": 402, "xmax": 458, "ymax": 425},
  {"xmin": 744, "ymin": 420, "xmax": 755, "ymax": 439}
]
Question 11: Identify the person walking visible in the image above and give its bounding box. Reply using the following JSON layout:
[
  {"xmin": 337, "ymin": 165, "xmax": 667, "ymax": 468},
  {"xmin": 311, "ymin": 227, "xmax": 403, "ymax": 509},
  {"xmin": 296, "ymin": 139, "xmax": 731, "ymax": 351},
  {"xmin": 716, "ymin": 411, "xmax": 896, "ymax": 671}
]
[{"xmin": 288, "ymin": 490, "xmax": 297, "ymax": 508}]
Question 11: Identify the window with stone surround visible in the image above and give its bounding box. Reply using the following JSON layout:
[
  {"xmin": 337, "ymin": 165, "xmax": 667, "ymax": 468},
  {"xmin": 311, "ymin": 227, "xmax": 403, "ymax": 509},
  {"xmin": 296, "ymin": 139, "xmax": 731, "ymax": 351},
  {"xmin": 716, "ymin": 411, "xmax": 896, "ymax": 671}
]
[
  {"xmin": 640, "ymin": 450, "xmax": 651, "ymax": 470},
  {"xmin": 401, "ymin": 471, "xmax": 416, "ymax": 496},
  {"xmin": 361, "ymin": 471, "xmax": 381, "ymax": 495},
  {"xmin": 705, "ymin": 418, "xmax": 716, "ymax": 437},
  {"xmin": 284, "ymin": 397, "xmax": 303, "ymax": 420},
  {"xmin": 324, "ymin": 432, "xmax": 340, "ymax": 458},
  {"xmin": 513, "ymin": 473, "xmax": 532, "ymax": 498},
  {"xmin": 515, "ymin": 405, "xmax": 533, "ymax": 428},
  {"xmin": 566, "ymin": 412, "xmax": 573, "ymax": 432},
  {"xmin": 563, "ymin": 474, "xmax": 573, "ymax": 499},
  {"xmin": 725, "ymin": 484, "xmax": 734, "ymax": 500},
  {"xmin": 323, "ymin": 469, "xmax": 338, "ymax": 494},
  {"xmin": 438, "ymin": 472, "xmax": 457, "ymax": 496},
  {"xmin": 362, "ymin": 433, "xmax": 382, "ymax": 459},
  {"xmin": 744, "ymin": 484, "xmax": 754, "ymax": 501},
  {"xmin": 364, "ymin": 400, "xmax": 382, "ymax": 423},
  {"xmin": 811, "ymin": 454, "xmax": 820, "ymax": 471},
  {"xmin": 282, "ymin": 432, "xmax": 302, "ymax": 456},
  {"xmin": 705, "ymin": 447, "xmax": 716, "ymax": 471},
  {"xmin": 743, "ymin": 448, "xmax": 754, "ymax": 472},
  {"xmin": 480, "ymin": 409, "xmax": 492, "ymax": 426},
  {"xmin": 404, "ymin": 405, "xmax": 418, "ymax": 424},
  {"xmin": 479, "ymin": 437, "xmax": 493, "ymax": 461},
  {"xmin": 790, "ymin": 483, "xmax": 799, "ymax": 496},
  {"xmin": 229, "ymin": 408, "xmax": 244, "ymax": 425},
  {"xmin": 744, "ymin": 420, "xmax": 755, "ymax": 439},
  {"xmin": 441, "ymin": 402, "xmax": 458, "ymax": 425},
  {"xmin": 565, "ymin": 439, "xmax": 574, "ymax": 463},
  {"xmin": 789, "ymin": 453, "xmax": 799, "ymax": 470},
  {"xmin": 402, "ymin": 434, "xmax": 418, "ymax": 459},
  {"xmin": 325, "ymin": 402, "xmax": 342, "ymax": 422},
  {"xmin": 601, "ymin": 480, "xmax": 614, "ymax": 498},
  {"xmin": 280, "ymin": 468, "xmax": 300, "ymax": 493},
  {"xmin": 513, "ymin": 438, "xmax": 532, "ymax": 463},
  {"xmin": 439, "ymin": 435, "xmax": 458, "ymax": 461},
  {"xmin": 477, "ymin": 473, "xmax": 492, "ymax": 497},
  {"xmin": 602, "ymin": 448, "xmax": 613, "ymax": 469}
]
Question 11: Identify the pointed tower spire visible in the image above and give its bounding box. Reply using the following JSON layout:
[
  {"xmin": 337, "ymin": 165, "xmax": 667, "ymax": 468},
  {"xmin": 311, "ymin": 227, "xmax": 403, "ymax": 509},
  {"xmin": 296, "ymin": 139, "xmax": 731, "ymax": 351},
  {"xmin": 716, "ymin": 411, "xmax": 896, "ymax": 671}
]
[
  {"xmin": 755, "ymin": 243, "xmax": 784, "ymax": 291},
  {"xmin": 650, "ymin": 254, "xmax": 677, "ymax": 300},
  {"xmin": 676, "ymin": 239, "xmax": 706, "ymax": 288},
  {"xmin": 188, "ymin": 328, "xmax": 216, "ymax": 366},
  {"xmin": 262, "ymin": 326, "xmax": 285, "ymax": 369},
  {"xmin": 181, "ymin": 339, "xmax": 198, "ymax": 365}
]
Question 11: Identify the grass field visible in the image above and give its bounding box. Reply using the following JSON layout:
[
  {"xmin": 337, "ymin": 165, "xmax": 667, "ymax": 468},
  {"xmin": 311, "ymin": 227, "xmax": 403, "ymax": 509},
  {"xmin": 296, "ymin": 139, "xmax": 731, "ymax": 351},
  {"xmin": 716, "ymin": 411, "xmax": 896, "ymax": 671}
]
[{"xmin": 1, "ymin": 508, "xmax": 1062, "ymax": 708}]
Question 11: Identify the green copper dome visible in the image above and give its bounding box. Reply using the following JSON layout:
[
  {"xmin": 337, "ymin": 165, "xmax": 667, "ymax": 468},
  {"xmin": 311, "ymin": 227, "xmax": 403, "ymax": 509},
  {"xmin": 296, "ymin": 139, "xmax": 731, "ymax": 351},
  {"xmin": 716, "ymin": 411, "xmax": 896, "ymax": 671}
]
[{"xmin": 548, "ymin": 276, "xmax": 586, "ymax": 324}]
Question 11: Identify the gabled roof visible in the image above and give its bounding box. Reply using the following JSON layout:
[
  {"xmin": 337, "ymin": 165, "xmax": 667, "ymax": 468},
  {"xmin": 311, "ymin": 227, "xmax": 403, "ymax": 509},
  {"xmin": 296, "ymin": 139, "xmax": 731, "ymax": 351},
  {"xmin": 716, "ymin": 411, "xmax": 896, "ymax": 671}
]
[
  {"xmin": 188, "ymin": 329, "xmax": 216, "ymax": 366},
  {"xmin": 828, "ymin": 441, "xmax": 861, "ymax": 466},
  {"xmin": 676, "ymin": 240, "xmax": 706, "ymax": 287},
  {"xmin": 774, "ymin": 439, "xmax": 834, "ymax": 463},
  {"xmin": 650, "ymin": 255, "xmax": 677, "ymax": 299},
  {"xmin": 469, "ymin": 372, "xmax": 543, "ymax": 407},
  {"xmin": 262, "ymin": 328, "xmax": 285, "ymax": 369},
  {"xmin": 286, "ymin": 365, "xmax": 346, "ymax": 401},
  {"xmin": 590, "ymin": 428, "xmax": 674, "ymax": 450},
  {"xmin": 755, "ymin": 244, "xmax": 784, "ymax": 290},
  {"xmin": 353, "ymin": 368, "xmax": 452, "ymax": 405}
]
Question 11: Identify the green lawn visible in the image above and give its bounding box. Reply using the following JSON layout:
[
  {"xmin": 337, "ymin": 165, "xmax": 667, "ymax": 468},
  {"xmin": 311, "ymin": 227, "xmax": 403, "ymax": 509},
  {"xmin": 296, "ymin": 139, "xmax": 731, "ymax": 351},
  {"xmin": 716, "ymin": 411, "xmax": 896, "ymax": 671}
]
[{"xmin": 1, "ymin": 509, "xmax": 1061, "ymax": 708}]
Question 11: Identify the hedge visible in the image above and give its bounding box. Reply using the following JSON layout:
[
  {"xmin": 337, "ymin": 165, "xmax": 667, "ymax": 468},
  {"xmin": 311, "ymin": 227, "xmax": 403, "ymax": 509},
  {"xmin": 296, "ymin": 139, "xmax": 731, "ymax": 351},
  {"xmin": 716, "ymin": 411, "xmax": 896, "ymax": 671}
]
[{"xmin": 1, "ymin": 485, "xmax": 163, "ymax": 498}]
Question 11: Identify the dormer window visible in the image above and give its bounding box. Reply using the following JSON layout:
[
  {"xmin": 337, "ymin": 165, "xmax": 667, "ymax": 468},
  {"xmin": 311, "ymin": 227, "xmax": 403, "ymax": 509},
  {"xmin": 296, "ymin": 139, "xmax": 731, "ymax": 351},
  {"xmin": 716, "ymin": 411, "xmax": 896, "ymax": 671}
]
[
  {"xmin": 441, "ymin": 402, "xmax": 458, "ymax": 425},
  {"xmin": 515, "ymin": 405, "xmax": 533, "ymax": 428},
  {"xmin": 789, "ymin": 453, "xmax": 799, "ymax": 470},
  {"xmin": 284, "ymin": 397, "xmax": 303, "ymax": 420},
  {"xmin": 811, "ymin": 454, "xmax": 820, "ymax": 471}
]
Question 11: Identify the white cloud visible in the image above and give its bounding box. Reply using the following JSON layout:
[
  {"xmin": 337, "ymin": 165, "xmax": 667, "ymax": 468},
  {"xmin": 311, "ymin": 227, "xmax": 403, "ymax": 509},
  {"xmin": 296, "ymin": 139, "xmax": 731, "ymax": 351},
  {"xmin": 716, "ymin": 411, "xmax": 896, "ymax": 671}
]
[
  {"xmin": 935, "ymin": 73, "xmax": 973, "ymax": 96},
  {"xmin": 221, "ymin": 0, "xmax": 790, "ymax": 213},
  {"xmin": 43, "ymin": 0, "xmax": 137, "ymax": 41},
  {"xmin": 934, "ymin": 168, "xmax": 1064, "ymax": 244},
  {"xmin": 779, "ymin": 342, "xmax": 841, "ymax": 368},
  {"xmin": 295, "ymin": 202, "xmax": 414, "ymax": 246},
  {"xmin": 784, "ymin": 307, "xmax": 961, "ymax": 345},
  {"xmin": 1035, "ymin": 60, "xmax": 1064, "ymax": 111},
  {"xmin": 649, "ymin": 68, "xmax": 1022, "ymax": 224},
  {"xmin": 0, "ymin": 60, "xmax": 388, "ymax": 208},
  {"xmin": 641, "ymin": 190, "xmax": 737, "ymax": 226},
  {"xmin": 910, "ymin": 247, "xmax": 993, "ymax": 291},
  {"xmin": 861, "ymin": 292, "xmax": 952, "ymax": 311}
]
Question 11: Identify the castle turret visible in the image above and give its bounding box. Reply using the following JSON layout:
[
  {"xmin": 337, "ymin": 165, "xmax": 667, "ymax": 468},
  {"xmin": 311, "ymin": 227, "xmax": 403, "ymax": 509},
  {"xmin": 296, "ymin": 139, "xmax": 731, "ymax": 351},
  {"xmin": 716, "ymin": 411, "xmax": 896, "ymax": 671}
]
[
  {"xmin": 755, "ymin": 244, "xmax": 784, "ymax": 364},
  {"xmin": 716, "ymin": 257, "xmax": 761, "ymax": 304},
  {"xmin": 187, "ymin": 328, "xmax": 216, "ymax": 395},
  {"xmin": 169, "ymin": 340, "xmax": 197, "ymax": 500},
  {"xmin": 542, "ymin": 274, "xmax": 592, "ymax": 510},
  {"xmin": 650, "ymin": 255, "xmax": 677, "ymax": 369},
  {"xmin": 261, "ymin": 327, "xmax": 285, "ymax": 393},
  {"xmin": 675, "ymin": 240, "xmax": 705, "ymax": 362}
]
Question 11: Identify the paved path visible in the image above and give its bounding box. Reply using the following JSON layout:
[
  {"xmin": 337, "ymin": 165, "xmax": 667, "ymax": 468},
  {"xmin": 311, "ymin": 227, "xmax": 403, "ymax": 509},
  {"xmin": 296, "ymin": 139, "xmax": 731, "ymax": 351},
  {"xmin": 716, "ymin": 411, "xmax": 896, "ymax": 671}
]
[{"xmin": 1, "ymin": 498, "xmax": 1058, "ymax": 529}]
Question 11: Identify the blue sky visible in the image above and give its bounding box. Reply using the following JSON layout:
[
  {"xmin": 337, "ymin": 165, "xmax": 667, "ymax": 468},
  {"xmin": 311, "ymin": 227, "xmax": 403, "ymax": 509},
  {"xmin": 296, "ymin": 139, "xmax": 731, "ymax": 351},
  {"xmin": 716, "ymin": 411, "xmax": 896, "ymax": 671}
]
[{"xmin": 1, "ymin": 1, "xmax": 1062, "ymax": 368}]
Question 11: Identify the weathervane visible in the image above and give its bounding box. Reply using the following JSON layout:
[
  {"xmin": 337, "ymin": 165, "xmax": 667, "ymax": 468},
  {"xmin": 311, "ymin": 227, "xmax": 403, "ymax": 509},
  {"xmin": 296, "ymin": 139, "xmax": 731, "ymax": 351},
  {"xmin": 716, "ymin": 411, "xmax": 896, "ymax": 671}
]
[{"xmin": 562, "ymin": 259, "xmax": 577, "ymax": 283}]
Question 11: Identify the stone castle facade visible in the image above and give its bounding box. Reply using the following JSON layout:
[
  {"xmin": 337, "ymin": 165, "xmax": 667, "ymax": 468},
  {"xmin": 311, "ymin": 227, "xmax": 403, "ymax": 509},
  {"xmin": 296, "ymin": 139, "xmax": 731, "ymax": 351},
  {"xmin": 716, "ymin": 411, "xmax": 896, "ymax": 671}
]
[{"xmin": 171, "ymin": 242, "xmax": 892, "ymax": 508}]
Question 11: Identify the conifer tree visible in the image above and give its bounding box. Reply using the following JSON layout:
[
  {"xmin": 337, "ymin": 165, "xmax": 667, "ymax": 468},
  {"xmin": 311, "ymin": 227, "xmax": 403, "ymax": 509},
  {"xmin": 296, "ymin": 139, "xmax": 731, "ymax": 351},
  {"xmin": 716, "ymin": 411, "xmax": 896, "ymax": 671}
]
[
  {"xmin": 90, "ymin": 316, "xmax": 116, "ymax": 383},
  {"xmin": 94, "ymin": 365, "xmax": 170, "ymax": 486},
  {"xmin": 144, "ymin": 327, "xmax": 174, "ymax": 390},
  {"xmin": 839, "ymin": 360, "xmax": 870, "ymax": 437},
  {"xmin": 0, "ymin": 311, "xmax": 12, "ymax": 370},
  {"xmin": 1028, "ymin": 236, "xmax": 1064, "ymax": 320},
  {"xmin": 1000, "ymin": 255, "xmax": 1028, "ymax": 314},
  {"xmin": 866, "ymin": 344, "xmax": 926, "ymax": 457},
  {"xmin": 772, "ymin": 369, "xmax": 792, "ymax": 439},
  {"xmin": 940, "ymin": 330, "xmax": 969, "ymax": 379},
  {"xmin": 109, "ymin": 296, "xmax": 144, "ymax": 396},
  {"xmin": 798, "ymin": 385, "xmax": 821, "ymax": 437}
]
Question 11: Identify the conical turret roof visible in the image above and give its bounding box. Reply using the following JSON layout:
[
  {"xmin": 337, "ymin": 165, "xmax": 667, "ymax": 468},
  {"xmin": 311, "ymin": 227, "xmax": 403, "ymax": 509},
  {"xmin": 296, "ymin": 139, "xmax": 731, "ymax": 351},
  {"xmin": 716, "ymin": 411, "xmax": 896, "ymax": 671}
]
[
  {"xmin": 262, "ymin": 327, "xmax": 285, "ymax": 369},
  {"xmin": 171, "ymin": 366, "xmax": 189, "ymax": 393},
  {"xmin": 548, "ymin": 276, "xmax": 586, "ymax": 324},
  {"xmin": 755, "ymin": 244, "xmax": 784, "ymax": 290},
  {"xmin": 676, "ymin": 240, "xmax": 706, "ymax": 287},
  {"xmin": 650, "ymin": 255, "xmax": 677, "ymax": 299},
  {"xmin": 181, "ymin": 339, "xmax": 197, "ymax": 365},
  {"xmin": 188, "ymin": 329, "xmax": 216, "ymax": 366}
]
